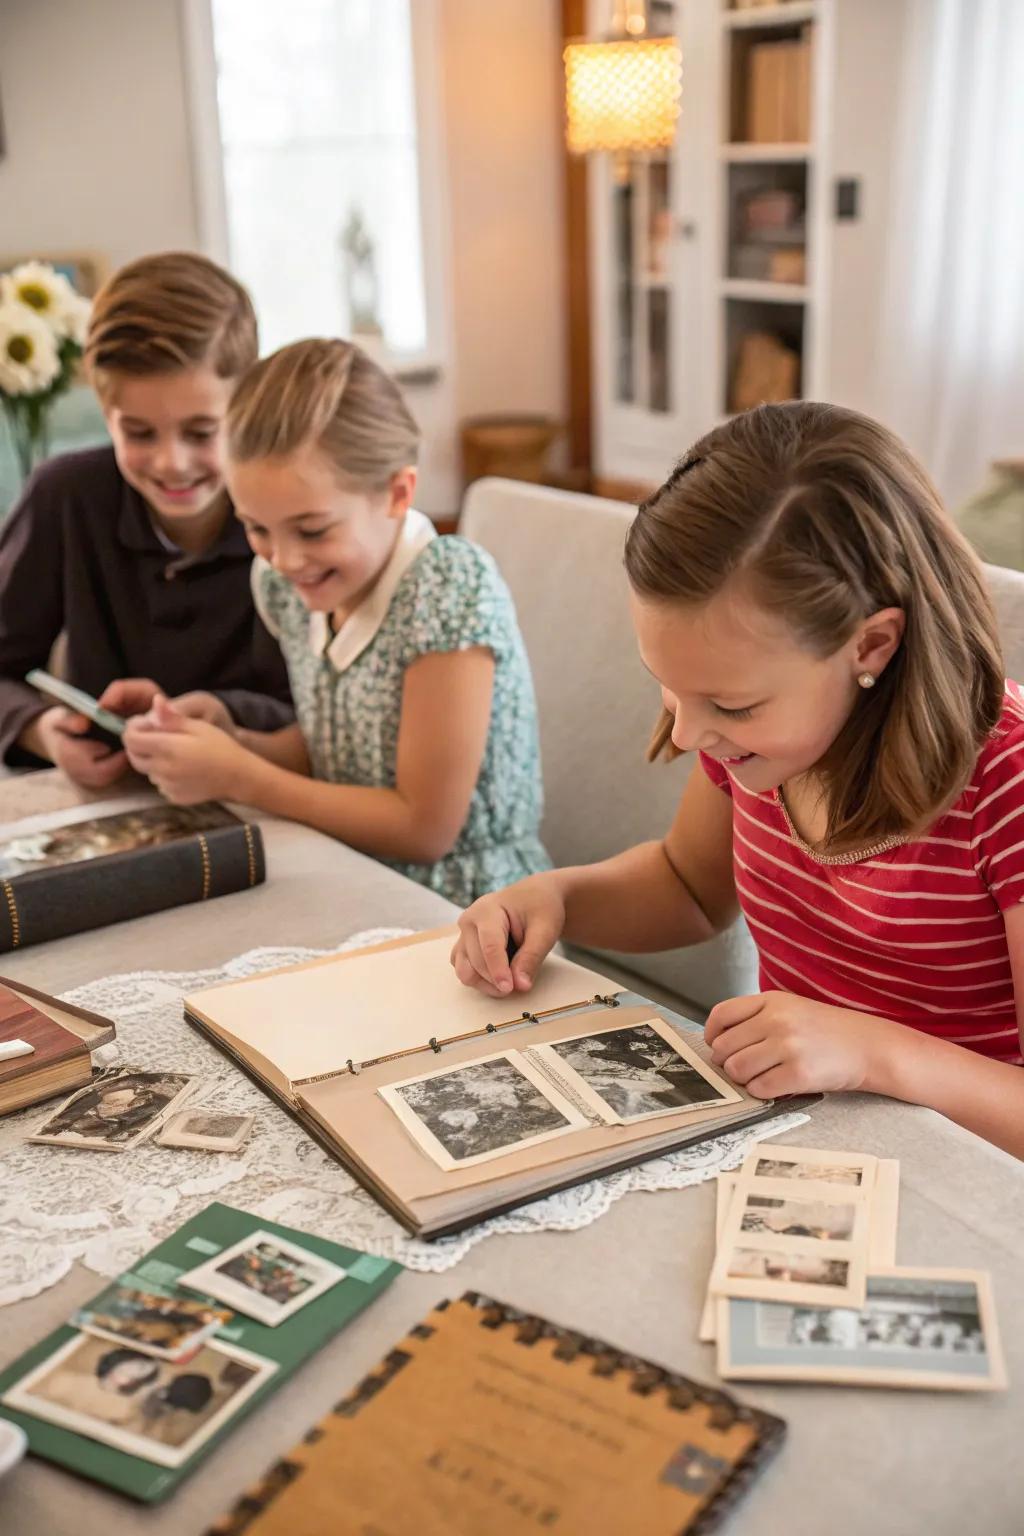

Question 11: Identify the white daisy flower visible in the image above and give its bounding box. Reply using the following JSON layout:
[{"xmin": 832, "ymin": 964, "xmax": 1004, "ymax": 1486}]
[
  {"xmin": 0, "ymin": 261, "xmax": 87, "ymax": 341},
  {"xmin": 0, "ymin": 302, "xmax": 61, "ymax": 395}
]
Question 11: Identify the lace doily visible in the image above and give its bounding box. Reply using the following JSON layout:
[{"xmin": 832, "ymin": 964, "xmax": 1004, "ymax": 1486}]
[{"xmin": 0, "ymin": 932, "xmax": 808, "ymax": 1305}]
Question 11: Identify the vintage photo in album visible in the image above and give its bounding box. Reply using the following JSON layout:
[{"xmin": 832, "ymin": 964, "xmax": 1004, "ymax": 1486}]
[
  {"xmin": 523, "ymin": 1017, "xmax": 741, "ymax": 1125},
  {"xmin": 378, "ymin": 1050, "xmax": 589, "ymax": 1171}
]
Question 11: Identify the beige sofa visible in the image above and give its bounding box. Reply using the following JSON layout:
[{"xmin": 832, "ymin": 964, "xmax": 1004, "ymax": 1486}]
[{"xmin": 462, "ymin": 476, "xmax": 1024, "ymax": 1014}]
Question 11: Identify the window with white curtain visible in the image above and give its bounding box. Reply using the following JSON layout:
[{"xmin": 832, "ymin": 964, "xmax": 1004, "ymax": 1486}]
[{"xmin": 204, "ymin": 0, "xmax": 431, "ymax": 360}]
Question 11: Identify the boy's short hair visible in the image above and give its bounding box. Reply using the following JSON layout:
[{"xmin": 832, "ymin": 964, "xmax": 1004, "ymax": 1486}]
[{"xmin": 85, "ymin": 252, "xmax": 258, "ymax": 392}]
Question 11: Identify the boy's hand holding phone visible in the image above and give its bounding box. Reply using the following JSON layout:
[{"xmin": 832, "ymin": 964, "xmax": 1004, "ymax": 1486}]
[{"xmin": 24, "ymin": 707, "xmax": 129, "ymax": 790}]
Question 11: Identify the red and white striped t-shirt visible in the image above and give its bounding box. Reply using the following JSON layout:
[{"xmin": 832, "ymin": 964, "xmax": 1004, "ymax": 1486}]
[{"xmin": 701, "ymin": 684, "xmax": 1024, "ymax": 1064}]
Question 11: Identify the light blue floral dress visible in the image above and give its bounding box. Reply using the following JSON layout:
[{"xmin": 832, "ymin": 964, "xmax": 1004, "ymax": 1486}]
[{"xmin": 254, "ymin": 521, "xmax": 549, "ymax": 906}]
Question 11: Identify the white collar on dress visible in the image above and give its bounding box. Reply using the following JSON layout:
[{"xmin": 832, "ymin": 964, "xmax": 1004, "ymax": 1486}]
[{"xmin": 306, "ymin": 507, "xmax": 436, "ymax": 673}]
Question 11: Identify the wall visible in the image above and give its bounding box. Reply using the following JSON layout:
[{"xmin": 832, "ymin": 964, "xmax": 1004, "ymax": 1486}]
[
  {"xmin": 0, "ymin": 0, "xmax": 568, "ymax": 517},
  {"xmin": 824, "ymin": 0, "xmax": 908, "ymax": 416},
  {"xmin": 439, "ymin": 0, "xmax": 567, "ymax": 432},
  {"xmin": 0, "ymin": 0, "xmax": 200, "ymax": 267}
]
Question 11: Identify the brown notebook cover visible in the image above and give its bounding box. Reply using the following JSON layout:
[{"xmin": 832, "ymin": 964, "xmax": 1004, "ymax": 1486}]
[
  {"xmin": 0, "ymin": 976, "xmax": 116, "ymax": 1115},
  {"xmin": 208, "ymin": 1293, "xmax": 784, "ymax": 1536}
]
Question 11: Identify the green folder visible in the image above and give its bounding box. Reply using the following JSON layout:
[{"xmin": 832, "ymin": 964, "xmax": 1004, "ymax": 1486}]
[{"xmin": 0, "ymin": 1201, "xmax": 401, "ymax": 1503}]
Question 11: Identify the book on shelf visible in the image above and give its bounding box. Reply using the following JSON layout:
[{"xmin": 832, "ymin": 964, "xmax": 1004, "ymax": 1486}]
[
  {"xmin": 0, "ymin": 1201, "xmax": 401, "ymax": 1503},
  {"xmin": 743, "ymin": 29, "xmax": 812, "ymax": 145},
  {"xmin": 0, "ymin": 794, "xmax": 265, "ymax": 952},
  {"xmin": 0, "ymin": 976, "xmax": 115, "ymax": 1115},
  {"xmin": 183, "ymin": 928, "xmax": 818, "ymax": 1241},
  {"xmin": 207, "ymin": 1292, "xmax": 786, "ymax": 1536}
]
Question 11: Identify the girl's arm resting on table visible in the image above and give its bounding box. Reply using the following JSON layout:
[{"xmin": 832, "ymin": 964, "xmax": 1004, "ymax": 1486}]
[
  {"xmin": 864, "ymin": 1021, "xmax": 1024, "ymax": 1161},
  {"xmin": 126, "ymin": 648, "xmax": 494, "ymax": 865},
  {"xmin": 555, "ymin": 763, "xmax": 739, "ymax": 951},
  {"xmin": 864, "ymin": 898, "xmax": 1024, "ymax": 1159},
  {"xmin": 706, "ymin": 902, "xmax": 1024, "ymax": 1161}
]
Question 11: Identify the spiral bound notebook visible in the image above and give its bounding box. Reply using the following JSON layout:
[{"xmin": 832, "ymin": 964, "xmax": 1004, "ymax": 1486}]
[{"xmin": 207, "ymin": 1292, "xmax": 785, "ymax": 1536}]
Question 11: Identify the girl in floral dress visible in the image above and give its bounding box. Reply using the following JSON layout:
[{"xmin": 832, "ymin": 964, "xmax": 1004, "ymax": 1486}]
[{"xmin": 124, "ymin": 339, "xmax": 549, "ymax": 905}]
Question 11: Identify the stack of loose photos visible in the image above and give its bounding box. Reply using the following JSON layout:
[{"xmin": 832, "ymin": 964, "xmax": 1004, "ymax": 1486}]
[
  {"xmin": 26, "ymin": 1065, "xmax": 253, "ymax": 1154},
  {"xmin": 699, "ymin": 1146, "xmax": 1006, "ymax": 1392},
  {"xmin": 0, "ymin": 1205, "xmax": 399, "ymax": 1500}
]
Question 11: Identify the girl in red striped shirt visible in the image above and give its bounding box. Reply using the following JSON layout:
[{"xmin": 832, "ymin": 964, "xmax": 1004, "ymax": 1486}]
[{"xmin": 452, "ymin": 402, "xmax": 1024, "ymax": 1159}]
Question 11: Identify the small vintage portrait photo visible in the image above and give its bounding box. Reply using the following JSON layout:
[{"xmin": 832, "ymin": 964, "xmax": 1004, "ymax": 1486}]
[
  {"xmin": 753, "ymin": 1155, "xmax": 865, "ymax": 1187},
  {"xmin": 29, "ymin": 1068, "xmax": 197, "ymax": 1152},
  {"xmin": 0, "ymin": 802, "xmax": 236, "ymax": 879},
  {"xmin": 73, "ymin": 1283, "xmax": 233, "ymax": 1362},
  {"xmin": 1, "ymin": 1332, "xmax": 275, "ymax": 1468},
  {"xmin": 740, "ymin": 1194, "xmax": 858, "ymax": 1243},
  {"xmin": 728, "ymin": 1248, "xmax": 852, "ymax": 1289},
  {"xmin": 178, "ymin": 1230, "xmax": 347, "ymax": 1327},
  {"xmin": 540, "ymin": 1019, "xmax": 739, "ymax": 1123},
  {"xmin": 721, "ymin": 1270, "xmax": 1006, "ymax": 1390},
  {"xmin": 379, "ymin": 1051, "xmax": 587, "ymax": 1170},
  {"xmin": 155, "ymin": 1110, "xmax": 255, "ymax": 1153}
]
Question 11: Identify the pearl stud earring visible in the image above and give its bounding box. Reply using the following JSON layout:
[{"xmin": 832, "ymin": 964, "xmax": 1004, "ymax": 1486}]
[{"xmin": 858, "ymin": 672, "xmax": 876, "ymax": 689}]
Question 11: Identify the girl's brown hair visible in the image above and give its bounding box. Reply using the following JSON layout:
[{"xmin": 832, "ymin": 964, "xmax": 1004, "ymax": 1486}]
[
  {"xmin": 226, "ymin": 338, "xmax": 419, "ymax": 490},
  {"xmin": 624, "ymin": 401, "xmax": 1004, "ymax": 853},
  {"xmin": 85, "ymin": 252, "xmax": 258, "ymax": 389}
]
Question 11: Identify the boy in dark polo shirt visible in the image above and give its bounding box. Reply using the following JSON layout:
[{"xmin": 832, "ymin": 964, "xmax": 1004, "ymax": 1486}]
[{"xmin": 0, "ymin": 252, "xmax": 292, "ymax": 785}]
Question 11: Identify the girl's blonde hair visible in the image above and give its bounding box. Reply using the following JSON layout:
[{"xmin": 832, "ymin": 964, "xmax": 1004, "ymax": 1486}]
[
  {"xmin": 624, "ymin": 401, "xmax": 1004, "ymax": 853},
  {"xmin": 227, "ymin": 338, "xmax": 420, "ymax": 490},
  {"xmin": 85, "ymin": 252, "xmax": 257, "ymax": 390}
]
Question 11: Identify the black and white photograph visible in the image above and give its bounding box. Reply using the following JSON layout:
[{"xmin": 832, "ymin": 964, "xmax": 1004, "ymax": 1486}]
[
  {"xmin": 0, "ymin": 1332, "xmax": 276, "ymax": 1467},
  {"xmin": 155, "ymin": 1110, "xmax": 255, "ymax": 1153},
  {"xmin": 753, "ymin": 1155, "xmax": 867, "ymax": 1187},
  {"xmin": 0, "ymin": 803, "xmax": 237, "ymax": 880},
  {"xmin": 728, "ymin": 1248, "xmax": 852, "ymax": 1289},
  {"xmin": 29, "ymin": 1068, "xmax": 199, "ymax": 1152},
  {"xmin": 740, "ymin": 1194, "xmax": 858, "ymax": 1242},
  {"xmin": 719, "ymin": 1270, "xmax": 1006, "ymax": 1391},
  {"xmin": 178, "ymin": 1230, "xmax": 347, "ymax": 1326},
  {"xmin": 530, "ymin": 1018, "xmax": 741, "ymax": 1124},
  {"xmin": 378, "ymin": 1051, "xmax": 588, "ymax": 1170}
]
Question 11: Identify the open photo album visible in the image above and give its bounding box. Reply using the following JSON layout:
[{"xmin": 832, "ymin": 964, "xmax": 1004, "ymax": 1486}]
[{"xmin": 184, "ymin": 928, "xmax": 817, "ymax": 1239}]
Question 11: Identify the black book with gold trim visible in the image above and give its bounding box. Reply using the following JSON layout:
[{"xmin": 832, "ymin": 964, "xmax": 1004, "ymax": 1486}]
[
  {"xmin": 0, "ymin": 795, "xmax": 264, "ymax": 952},
  {"xmin": 184, "ymin": 928, "xmax": 817, "ymax": 1240},
  {"xmin": 207, "ymin": 1292, "xmax": 786, "ymax": 1536}
]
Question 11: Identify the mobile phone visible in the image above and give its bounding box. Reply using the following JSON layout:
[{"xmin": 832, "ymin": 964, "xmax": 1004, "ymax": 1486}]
[{"xmin": 26, "ymin": 668, "xmax": 127, "ymax": 751}]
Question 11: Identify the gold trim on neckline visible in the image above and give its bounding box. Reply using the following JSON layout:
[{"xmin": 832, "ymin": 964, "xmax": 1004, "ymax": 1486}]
[{"xmin": 774, "ymin": 789, "xmax": 906, "ymax": 866}]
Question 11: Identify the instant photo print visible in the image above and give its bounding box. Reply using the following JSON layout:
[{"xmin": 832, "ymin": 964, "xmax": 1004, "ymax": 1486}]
[{"xmin": 178, "ymin": 1231, "xmax": 347, "ymax": 1327}]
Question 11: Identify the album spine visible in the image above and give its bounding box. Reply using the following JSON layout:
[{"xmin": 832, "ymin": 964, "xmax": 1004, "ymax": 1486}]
[
  {"xmin": 292, "ymin": 992, "xmax": 624, "ymax": 1084},
  {"xmin": 0, "ymin": 821, "xmax": 265, "ymax": 952}
]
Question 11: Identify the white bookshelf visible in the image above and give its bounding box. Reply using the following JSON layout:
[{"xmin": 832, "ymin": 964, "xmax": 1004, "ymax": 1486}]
[
  {"xmin": 587, "ymin": 0, "xmax": 905, "ymax": 491},
  {"xmin": 586, "ymin": 0, "xmax": 876, "ymax": 491}
]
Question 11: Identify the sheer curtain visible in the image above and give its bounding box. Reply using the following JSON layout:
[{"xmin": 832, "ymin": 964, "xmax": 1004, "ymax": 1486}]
[{"xmin": 874, "ymin": 0, "xmax": 1024, "ymax": 510}]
